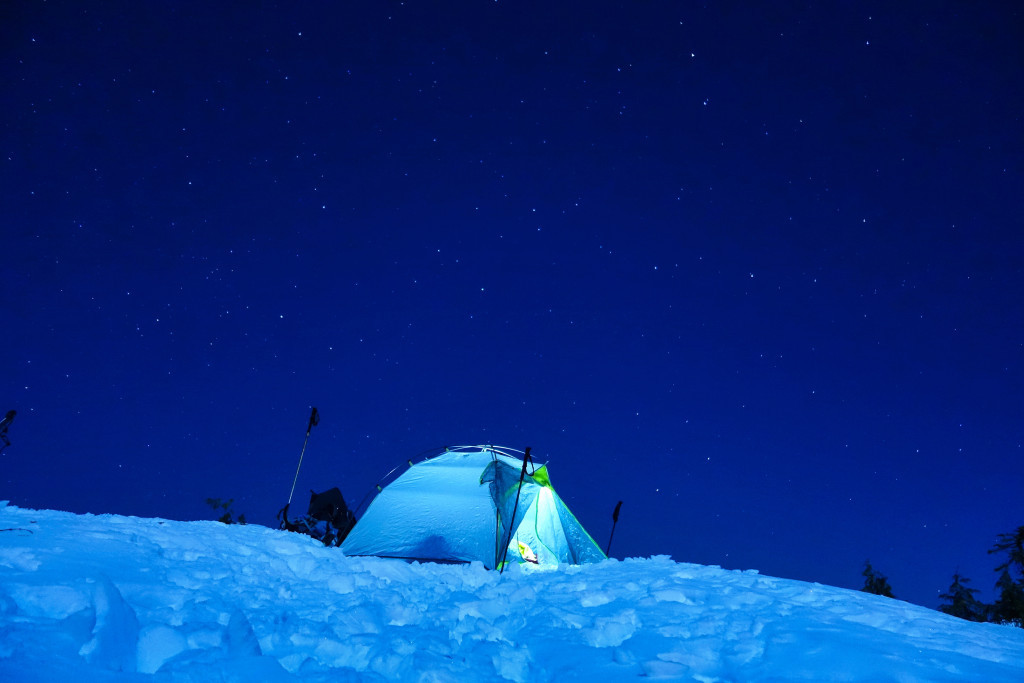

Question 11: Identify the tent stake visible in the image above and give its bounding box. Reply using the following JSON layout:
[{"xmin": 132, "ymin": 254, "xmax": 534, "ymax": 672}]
[
  {"xmin": 605, "ymin": 500, "xmax": 623, "ymax": 557},
  {"xmin": 498, "ymin": 447, "xmax": 531, "ymax": 574}
]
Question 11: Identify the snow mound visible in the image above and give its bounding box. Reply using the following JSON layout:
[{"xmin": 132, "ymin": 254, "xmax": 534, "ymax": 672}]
[{"xmin": 1, "ymin": 502, "xmax": 1022, "ymax": 681}]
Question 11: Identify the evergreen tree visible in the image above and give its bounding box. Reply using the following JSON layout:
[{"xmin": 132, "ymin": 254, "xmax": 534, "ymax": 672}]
[
  {"xmin": 990, "ymin": 569, "xmax": 1024, "ymax": 627},
  {"xmin": 989, "ymin": 526, "xmax": 1024, "ymax": 579},
  {"xmin": 938, "ymin": 571, "xmax": 985, "ymax": 622},
  {"xmin": 861, "ymin": 560, "xmax": 895, "ymax": 598},
  {"xmin": 987, "ymin": 525, "xmax": 1024, "ymax": 628}
]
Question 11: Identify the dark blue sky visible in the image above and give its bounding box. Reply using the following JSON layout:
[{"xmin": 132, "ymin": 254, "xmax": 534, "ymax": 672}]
[{"xmin": 3, "ymin": 1, "xmax": 1022, "ymax": 608}]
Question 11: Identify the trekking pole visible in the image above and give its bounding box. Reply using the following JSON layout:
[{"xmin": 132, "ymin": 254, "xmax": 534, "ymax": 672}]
[
  {"xmin": 498, "ymin": 447, "xmax": 531, "ymax": 574},
  {"xmin": 605, "ymin": 500, "xmax": 623, "ymax": 557},
  {"xmin": 286, "ymin": 407, "xmax": 320, "ymax": 507}
]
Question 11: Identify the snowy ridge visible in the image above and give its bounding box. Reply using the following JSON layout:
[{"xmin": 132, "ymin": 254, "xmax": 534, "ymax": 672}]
[{"xmin": 1, "ymin": 503, "xmax": 1022, "ymax": 681}]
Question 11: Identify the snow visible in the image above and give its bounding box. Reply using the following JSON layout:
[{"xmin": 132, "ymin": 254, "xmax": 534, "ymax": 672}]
[{"xmin": 1, "ymin": 502, "xmax": 1022, "ymax": 681}]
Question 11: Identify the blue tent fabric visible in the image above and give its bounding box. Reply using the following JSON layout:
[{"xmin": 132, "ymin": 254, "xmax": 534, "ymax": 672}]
[{"xmin": 341, "ymin": 446, "xmax": 606, "ymax": 569}]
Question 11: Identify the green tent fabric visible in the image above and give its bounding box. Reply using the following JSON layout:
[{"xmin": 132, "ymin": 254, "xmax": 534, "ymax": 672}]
[{"xmin": 341, "ymin": 446, "xmax": 606, "ymax": 569}]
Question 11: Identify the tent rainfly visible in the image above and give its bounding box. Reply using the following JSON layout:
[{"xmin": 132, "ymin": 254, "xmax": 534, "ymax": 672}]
[{"xmin": 341, "ymin": 445, "xmax": 607, "ymax": 569}]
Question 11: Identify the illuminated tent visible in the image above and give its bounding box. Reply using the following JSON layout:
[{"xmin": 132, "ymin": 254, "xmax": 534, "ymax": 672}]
[{"xmin": 341, "ymin": 445, "xmax": 606, "ymax": 569}]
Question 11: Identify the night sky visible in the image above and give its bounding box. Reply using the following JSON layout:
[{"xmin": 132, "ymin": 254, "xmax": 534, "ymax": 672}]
[{"xmin": 3, "ymin": 2, "xmax": 1022, "ymax": 608}]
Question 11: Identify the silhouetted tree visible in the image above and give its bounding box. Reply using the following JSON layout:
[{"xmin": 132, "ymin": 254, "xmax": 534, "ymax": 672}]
[
  {"xmin": 989, "ymin": 526, "xmax": 1024, "ymax": 579},
  {"xmin": 990, "ymin": 569, "xmax": 1024, "ymax": 627},
  {"xmin": 861, "ymin": 560, "xmax": 895, "ymax": 598},
  {"xmin": 986, "ymin": 525, "xmax": 1024, "ymax": 627},
  {"xmin": 206, "ymin": 497, "xmax": 247, "ymax": 525},
  {"xmin": 938, "ymin": 571, "xmax": 986, "ymax": 622}
]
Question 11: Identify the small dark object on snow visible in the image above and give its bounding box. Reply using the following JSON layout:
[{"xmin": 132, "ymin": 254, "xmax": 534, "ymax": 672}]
[
  {"xmin": 279, "ymin": 487, "xmax": 356, "ymax": 547},
  {"xmin": 308, "ymin": 487, "xmax": 355, "ymax": 532}
]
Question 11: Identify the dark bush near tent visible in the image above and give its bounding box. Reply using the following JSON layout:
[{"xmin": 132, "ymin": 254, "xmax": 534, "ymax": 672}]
[{"xmin": 279, "ymin": 487, "xmax": 355, "ymax": 547}]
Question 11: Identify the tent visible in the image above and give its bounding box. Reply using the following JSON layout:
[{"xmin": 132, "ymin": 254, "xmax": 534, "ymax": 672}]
[{"xmin": 341, "ymin": 445, "xmax": 607, "ymax": 569}]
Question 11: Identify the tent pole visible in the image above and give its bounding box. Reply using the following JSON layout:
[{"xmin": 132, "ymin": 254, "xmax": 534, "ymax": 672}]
[
  {"xmin": 605, "ymin": 500, "xmax": 623, "ymax": 557},
  {"xmin": 498, "ymin": 447, "xmax": 531, "ymax": 574}
]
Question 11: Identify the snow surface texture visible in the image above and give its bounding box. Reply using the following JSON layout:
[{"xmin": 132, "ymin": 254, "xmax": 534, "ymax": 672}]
[{"xmin": 1, "ymin": 503, "xmax": 1022, "ymax": 682}]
